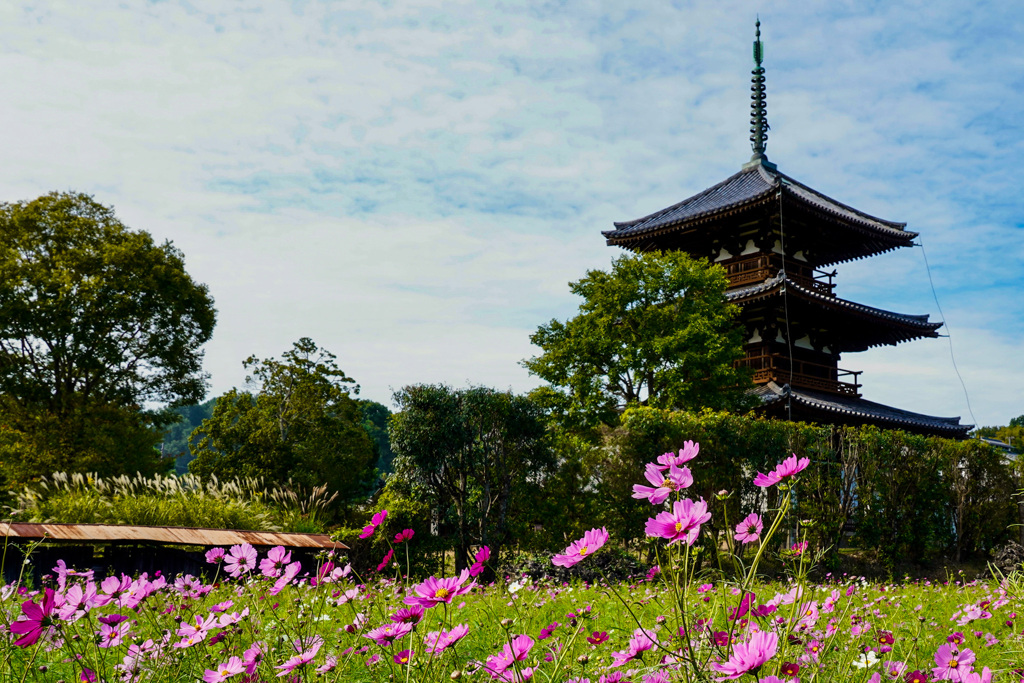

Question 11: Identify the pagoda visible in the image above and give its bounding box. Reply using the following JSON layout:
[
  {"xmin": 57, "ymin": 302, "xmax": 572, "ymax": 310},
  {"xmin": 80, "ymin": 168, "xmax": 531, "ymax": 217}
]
[{"xmin": 602, "ymin": 22, "xmax": 970, "ymax": 439}]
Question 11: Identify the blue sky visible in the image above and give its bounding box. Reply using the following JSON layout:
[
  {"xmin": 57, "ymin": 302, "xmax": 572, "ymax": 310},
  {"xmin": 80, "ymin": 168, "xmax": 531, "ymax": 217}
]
[{"xmin": 1, "ymin": 1, "xmax": 1021, "ymax": 425}]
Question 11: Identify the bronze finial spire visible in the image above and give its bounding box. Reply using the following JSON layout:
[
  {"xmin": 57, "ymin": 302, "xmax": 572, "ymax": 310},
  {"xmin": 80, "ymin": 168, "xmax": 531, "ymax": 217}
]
[{"xmin": 749, "ymin": 18, "xmax": 771, "ymax": 164}]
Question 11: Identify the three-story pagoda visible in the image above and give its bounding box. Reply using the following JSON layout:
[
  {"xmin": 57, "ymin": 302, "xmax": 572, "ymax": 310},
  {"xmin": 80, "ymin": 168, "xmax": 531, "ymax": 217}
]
[{"xmin": 602, "ymin": 22, "xmax": 970, "ymax": 438}]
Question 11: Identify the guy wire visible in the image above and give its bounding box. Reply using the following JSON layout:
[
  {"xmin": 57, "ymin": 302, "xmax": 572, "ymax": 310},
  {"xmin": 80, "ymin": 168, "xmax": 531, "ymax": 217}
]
[{"xmin": 916, "ymin": 238, "xmax": 979, "ymax": 429}]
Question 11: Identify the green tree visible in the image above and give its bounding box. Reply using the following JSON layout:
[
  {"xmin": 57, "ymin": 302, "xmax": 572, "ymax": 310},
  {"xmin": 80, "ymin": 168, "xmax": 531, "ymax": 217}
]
[
  {"xmin": 0, "ymin": 192, "xmax": 216, "ymax": 486},
  {"xmin": 388, "ymin": 385, "xmax": 552, "ymax": 570},
  {"xmin": 522, "ymin": 250, "xmax": 752, "ymax": 428},
  {"xmin": 188, "ymin": 338, "xmax": 375, "ymax": 507},
  {"xmin": 357, "ymin": 399, "xmax": 395, "ymax": 475}
]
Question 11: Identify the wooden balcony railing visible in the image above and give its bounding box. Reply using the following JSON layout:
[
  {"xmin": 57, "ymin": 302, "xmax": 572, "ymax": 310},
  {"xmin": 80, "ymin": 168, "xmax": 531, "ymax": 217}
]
[
  {"xmin": 738, "ymin": 352, "xmax": 861, "ymax": 397},
  {"xmin": 723, "ymin": 255, "xmax": 835, "ymax": 297}
]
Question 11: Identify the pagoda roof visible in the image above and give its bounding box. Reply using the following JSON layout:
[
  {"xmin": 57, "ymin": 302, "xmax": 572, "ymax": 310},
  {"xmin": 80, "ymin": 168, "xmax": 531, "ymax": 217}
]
[
  {"xmin": 604, "ymin": 162, "xmax": 917, "ymax": 264},
  {"xmin": 726, "ymin": 273, "xmax": 942, "ymax": 351},
  {"xmin": 753, "ymin": 381, "xmax": 971, "ymax": 438}
]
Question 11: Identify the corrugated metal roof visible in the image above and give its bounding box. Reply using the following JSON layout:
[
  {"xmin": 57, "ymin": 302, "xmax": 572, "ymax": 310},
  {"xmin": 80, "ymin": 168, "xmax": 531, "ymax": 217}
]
[{"xmin": 0, "ymin": 523, "xmax": 347, "ymax": 549}]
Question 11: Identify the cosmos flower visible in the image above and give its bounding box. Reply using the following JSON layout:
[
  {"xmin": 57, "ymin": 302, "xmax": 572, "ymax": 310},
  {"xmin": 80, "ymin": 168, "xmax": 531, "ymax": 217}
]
[
  {"xmin": 9, "ymin": 588, "xmax": 57, "ymax": 647},
  {"xmin": 632, "ymin": 463, "xmax": 693, "ymax": 504},
  {"xmin": 425, "ymin": 624, "xmax": 470, "ymax": 654},
  {"xmin": 645, "ymin": 499, "xmax": 711, "ymax": 545},
  {"xmin": 394, "ymin": 529, "xmax": 415, "ymax": 543},
  {"xmin": 390, "ymin": 605, "xmax": 425, "ymax": 625},
  {"xmin": 203, "ymin": 657, "xmax": 246, "ymax": 683},
  {"xmin": 734, "ymin": 513, "xmax": 763, "ymax": 544},
  {"xmin": 470, "ymin": 546, "xmax": 491, "ymax": 577},
  {"xmin": 655, "ymin": 441, "xmax": 700, "ymax": 469},
  {"xmin": 259, "ymin": 546, "xmax": 292, "ymax": 578},
  {"xmin": 753, "ymin": 454, "xmax": 810, "ymax": 487},
  {"xmin": 484, "ymin": 635, "xmax": 534, "ymax": 677},
  {"xmin": 404, "ymin": 570, "xmax": 476, "ymax": 609},
  {"xmin": 932, "ymin": 644, "xmax": 975, "ymax": 681},
  {"xmin": 377, "ymin": 549, "xmax": 395, "ymax": 572},
  {"xmin": 205, "ymin": 548, "xmax": 226, "ymax": 564},
  {"xmin": 359, "ymin": 509, "xmax": 389, "ymax": 539},
  {"xmin": 363, "ymin": 622, "xmax": 414, "ymax": 646},
  {"xmin": 552, "ymin": 528, "xmax": 609, "ymax": 568},
  {"xmin": 224, "ymin": 544, "xmax": 258, "ymax": 578},
  {"xmin": 708, "ymin": 630, "xmax": 778, "ymax": 679}
]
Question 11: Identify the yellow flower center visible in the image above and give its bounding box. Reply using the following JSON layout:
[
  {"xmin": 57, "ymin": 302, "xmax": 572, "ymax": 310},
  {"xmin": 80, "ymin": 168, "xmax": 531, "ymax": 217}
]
[
  {"xmin": 400, "ymin": 657, "xmax": 409, "ymax": 663},
  {"xmin": 950, "ymin": 660, "xmax": 958, "ymax": 668},
  {"xmin": 435, "ymin": 588, "xmax": 450, "ymax": 599},
  {"xmin": 661, "ymin": 478, "xmax": 672, "ymax": 488},
  {"xmin": 578, "ymin": 546, "xmax": 588, "ymax": 556},
  {"xmin": 674, "ymin": 522, "xmax": 683, "ymax": 532},
  {"xmin": 805, "ymin": 609, "xmax": 813, "ymax": 616}
]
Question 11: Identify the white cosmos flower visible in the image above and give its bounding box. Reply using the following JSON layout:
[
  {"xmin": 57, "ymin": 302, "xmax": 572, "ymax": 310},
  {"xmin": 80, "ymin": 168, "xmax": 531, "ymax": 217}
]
[{"xmin": 852, "ymin": 651, "xmax": 879, "ymax": 668}]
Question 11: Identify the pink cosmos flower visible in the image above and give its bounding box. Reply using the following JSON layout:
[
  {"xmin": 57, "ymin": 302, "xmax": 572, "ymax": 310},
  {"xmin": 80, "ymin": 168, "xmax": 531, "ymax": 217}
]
[
  {"xmin": 218, "ymin": 607, "xmax": 250, "ymax": 628},
  {"xmin": 484, "ymin": 635, "xmax": 534, "ymax": 677},
  {"xmin": 205, "ymin": 548, "xmax": 226, "ymax": 564},
  {"xmin": 275, "ymin": 638, "xmax": 322, "ymax": 677},
  {"xmin": 224, "ymin": 544, "xmax": 258, "ymax": 578},
  {"xmin": 59, "ymin": 582, "xmax": 107, "ymax": 622},
  {"xmin": 98, "ymin": 620, "xmax": 131, "ymax": 648},
  {"xmin": 932, "ymin": 643, "xmax": 975, "ymax": 681},
  {"xmin": 9, "ymin": 588, "xmax": 56, "ymax": 647},
  {"xmin": 203, "ymin": 656, "xmax": 246, "ymax": 683},
  {"xmin": 962, "ymin": 667, "xmax": 994, "ymax": 683},
  {"xmin": 316, "ymin": 657, "xmax": 338, "ymax": 674},
  {"xmin": 753, "ymin": 454, "xmax": 809, "ymax": 487},
  {"xmin": 645, "ymin": 498, "xmax": 711, "ymax": 545},
  {"xmin": 270, "ymin": 561, "xmax": 303, "ymax": 597},
  {"xmin": 587, "ymin": 631, "xmax": 608, "ymax": 645},
  {"xmin": 359, "ymin": 509, "xmax": 388, "ymax": 539},
  {"xmin": 363, "ymin": 622, "xmax": 414, "ymax": 646},
  {"xmin": 552, "ymin": 528, "xmax": 609, "ymax": 567},
  {"xmin": 393, "ymin": 649, "xmax": 413, "ymax": 665},
  {"xmin": 394, "ymin": 529, "xmax": 415, "ymax": 543},
  {"xmin": 632, "ymin": 463, "xmax": 693, "ymax": 504},
  {"xmin": 377, "ymin": 549, "xmax": 394, "ymax": 572},
  {"xmin": 260, "ymin": 546, "xmax": 292, "ymax": 578},
  {"xmin": 656, "ymin": 441, "xmax": 700, "ymax": 469},
  {"xmin": 734, "ymin": 513, "xmax": 763, "ymax": 544},
  {"xmin": 424, "ymin": 624, "xmax": 470, "ymax": 654},
  {"xmin": 610, "ymin": 628, "xmax": 657, "ymax": 667},
  {"xmin": 404, "ymin": 570, "xmax": 476, "ymax": 609},
  {"xmin": 709, "ymin": 630, "xmax": 778, "ymax": 679}
]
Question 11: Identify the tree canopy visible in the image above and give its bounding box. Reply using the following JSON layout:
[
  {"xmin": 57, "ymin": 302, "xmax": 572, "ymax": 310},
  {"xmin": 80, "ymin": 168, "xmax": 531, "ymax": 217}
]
[
  {"xmin": 522, "ymin": 250, "xmax": 752, "ymax": 428},
  {"xmin": 0, "ymin": 192, "xmax": 216, "ymax": 485},
  {"xmin": 188, "ymin": 338, "xmax": 375, "ymax": 506},
  {"xmin": 387, "ymin": 384, "xmax": 552, "ymax": 570}
]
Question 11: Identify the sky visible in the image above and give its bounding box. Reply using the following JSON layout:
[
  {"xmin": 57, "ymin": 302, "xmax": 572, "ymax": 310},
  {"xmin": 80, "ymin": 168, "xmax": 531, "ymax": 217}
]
[{"xmin": 1, "ymin": 0, "xmax": 1022, "ymax": 426}]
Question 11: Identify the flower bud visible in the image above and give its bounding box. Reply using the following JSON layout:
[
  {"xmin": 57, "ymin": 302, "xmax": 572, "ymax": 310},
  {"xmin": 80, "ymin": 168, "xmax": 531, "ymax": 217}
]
[
  {"xmin": 577, "ymin": 655, "xmax": 589, "ymax": 664},
  {"xmin": 450, "ymin": 670, "xmax": 462, "ymax": 680}
]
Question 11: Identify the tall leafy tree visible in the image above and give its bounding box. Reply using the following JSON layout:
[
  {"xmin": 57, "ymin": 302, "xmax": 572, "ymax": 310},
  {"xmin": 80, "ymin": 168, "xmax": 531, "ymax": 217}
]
[
  {"xmin": 0, "ymin": 192, "xmax": 216, "ymax": 485},
  {"xmin": 523, "ymin": 250, "xmax": 752, "ymax": 428},
  {"xmin": 388, "ymin": 385, "xmax": 552, "ymax": 570},
  {"xmin": 188, "ymin": 339, "xmax": 375, "ymax": 506}
]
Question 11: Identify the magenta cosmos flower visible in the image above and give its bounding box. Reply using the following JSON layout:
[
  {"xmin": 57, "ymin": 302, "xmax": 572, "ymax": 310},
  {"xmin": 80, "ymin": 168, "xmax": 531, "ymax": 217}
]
[
  {"xmin": 753, "ymin": 454, "xmax": 809, "ymax": 487},
  {"xmin": 364, "ymin": 622, "xmax": 414, "ymax": 646},
  {"xmin": 645, "ymin": 498, "xmax": 711, "ymax": 546},
  {"xmin": 709, "ymin": 630, "xmax": 778, "ymax": 679},
  {"xmin": 9, "ymin": 588, "xmax": 57, "ymax": 647},
  {"xmin": 552, "ymin": 527, "xmax": 609, "ymax": 567},
  {"xmin": 404, "ymin": 569, "xmax": 475, "ymax": 609},
  {"xmin": 359, "ymin": 509, "xmax": 388, "ymax": 539},
  {"xmin": 656, "ymin": 441, "xmax": 700, "ymax": 469},
  {"xmin": 734, "ymin": 513, "xmax": 763, "ymax": 544},
  {"xmin": 632, "ymin": 463, "xmax": 693, "ymax": 504}
]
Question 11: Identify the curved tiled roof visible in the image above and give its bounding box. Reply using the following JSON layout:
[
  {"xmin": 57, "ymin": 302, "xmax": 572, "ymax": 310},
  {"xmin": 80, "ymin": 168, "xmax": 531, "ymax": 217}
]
[
  {"xmin": 725, "ymin": 273, "xmax": 941, "ymax": 334},
  {"xmin": 604, "ymin": 161, "xmax": 915, "ymax": 245},
  {"xmin": 753, "ymin": 382, "xmax": 970, "ymax": 437}
]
